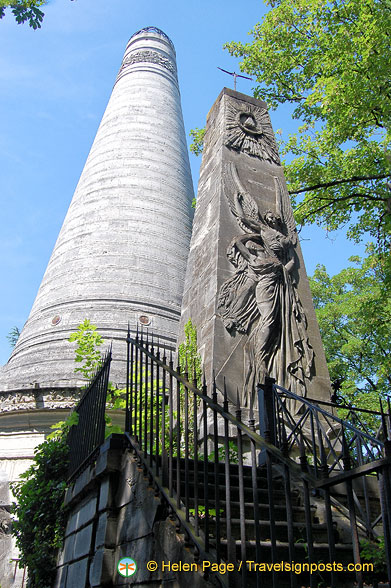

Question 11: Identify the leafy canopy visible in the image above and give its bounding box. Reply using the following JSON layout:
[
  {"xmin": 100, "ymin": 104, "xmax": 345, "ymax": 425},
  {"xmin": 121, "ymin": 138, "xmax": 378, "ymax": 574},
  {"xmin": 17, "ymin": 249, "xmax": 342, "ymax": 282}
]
[
  {"xmin": 225, "ymin": 0, "xmax": 391, "ymax": 252},
  {"xmin": 0, "ymin": 0, "xmax": 46, "ymax": 28},
  {"xmin": 11, "ymin": 436, "xmax": 69, "ymax": 588},
  {"xmin": 310, "ymin": 251, "xmax": 391, "ymax": 427},
  {"xmin": 0, "ymin": 0, "xmax": 76, "ymax": 28}
]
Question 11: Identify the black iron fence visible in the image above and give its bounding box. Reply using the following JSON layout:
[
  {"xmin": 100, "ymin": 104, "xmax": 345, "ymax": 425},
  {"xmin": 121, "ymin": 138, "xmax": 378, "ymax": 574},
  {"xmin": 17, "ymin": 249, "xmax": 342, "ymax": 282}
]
[
  {"xmin": 123, "ymin": 331, "xmax": 391, "ymax": 588},
  {"xmin": 261, "ymin": 378, "xmax": 391, "ymax": 587},
  {"xmin": 67, "ymin": 349, "xmax": 112, "ymax": 481}
]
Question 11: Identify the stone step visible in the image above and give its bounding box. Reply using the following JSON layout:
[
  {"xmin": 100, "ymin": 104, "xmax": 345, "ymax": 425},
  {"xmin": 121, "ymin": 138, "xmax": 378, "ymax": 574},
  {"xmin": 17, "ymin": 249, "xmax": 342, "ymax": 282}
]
[
  {"xmin": 170, "ymin": 458, "xmax": 268, "ymax": 479},
  {"xmin": 216, "ymin": 539, "xmax": 355, "ymax": 567},
  {"xmin": 174, "ymin": 468, "xmax": 271, "ymax": 489},
  {"xmin": 187, "ymin": 497, "xmax": 317, "ymax": 523},
  {"xmin": 205, "ymin": 518, "xmax": 336, "ymax": 543},
  {"xmin": 178, "ymin": 481, "xmax": 299, "ymax": 505}
]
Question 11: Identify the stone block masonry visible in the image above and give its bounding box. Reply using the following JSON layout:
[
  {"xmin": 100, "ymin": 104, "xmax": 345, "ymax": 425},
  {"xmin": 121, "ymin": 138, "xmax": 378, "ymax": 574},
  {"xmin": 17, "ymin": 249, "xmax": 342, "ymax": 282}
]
[
  {"xmin": 1, "ymin": 27, "xmax": 194, "ymax": 393},
  {"xmin": 55, "ymin": 435, "xmax": 215, "ymax": 588},
  {"xmin": 180, "ymin": 88, "xmax": 331, "ymax": 408}
]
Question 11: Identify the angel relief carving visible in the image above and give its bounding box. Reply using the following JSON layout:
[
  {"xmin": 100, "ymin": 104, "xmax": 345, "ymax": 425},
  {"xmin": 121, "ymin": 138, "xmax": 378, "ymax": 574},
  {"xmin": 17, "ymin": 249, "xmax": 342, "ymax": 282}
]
[{"xmin": 218, "ymin": 163, "xmax": 314, "ymax": 406}]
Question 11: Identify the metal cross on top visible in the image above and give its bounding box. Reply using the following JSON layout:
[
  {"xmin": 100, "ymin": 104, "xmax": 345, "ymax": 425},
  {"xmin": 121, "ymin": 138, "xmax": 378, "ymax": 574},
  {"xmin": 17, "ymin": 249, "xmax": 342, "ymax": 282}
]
[{"xmin": 217, "ymin": 67, "xmax": 253, "ymax": 91}]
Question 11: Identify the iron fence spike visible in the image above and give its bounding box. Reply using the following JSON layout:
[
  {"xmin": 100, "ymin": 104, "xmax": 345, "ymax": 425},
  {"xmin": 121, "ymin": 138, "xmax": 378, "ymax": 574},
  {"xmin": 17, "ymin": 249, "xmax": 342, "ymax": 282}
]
[
  {"xmin": 380, "ymin": 397, "xmax": 388, "ymax": 440},
  {"xmin": 202, "ymin": 371, "xmax": 208, "ymax": 396},
  {"xmin": 387, "ymin": 396, "xmax": 391, "ymax": 440}
]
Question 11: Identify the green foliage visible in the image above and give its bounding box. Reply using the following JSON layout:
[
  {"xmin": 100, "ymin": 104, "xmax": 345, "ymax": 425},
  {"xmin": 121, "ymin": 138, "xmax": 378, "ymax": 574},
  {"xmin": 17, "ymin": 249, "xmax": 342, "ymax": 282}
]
[
  {"xmin": 224, "ymin": 0, "xmax": 391, "ymax": 253},
  {"xmin": 178, "ymin": 319, "xmax": 202, "ymax": 388},
  {"xmin": 11, "ymin": 436, "xmax": 69, "ymax": 588},
  {"xmin": 47, "ymin": 412, "xmax": 79, "ymax": 441},
  {"xmin": 177, "ymin": 319, "xmax": 203, "ymax": 454},
  {"xmin": 309, "ymin": 251, "xmax": 391, "ymax": 431},
  {"xmin": 0, "ymin": 1, "xmax": 46, "ymax": 29},
  {"xmin": 360, "ymin": 536, "xmax": 388, "ymax": 583},
  {"xmin": 69, "ymin": 318, "xmax": 103, "ymax": 380},
  {"xmin": 6, "ymin": 325, "xmax": 20, "ymax": 348},
  {"xmin": 189, "ymin": 127, "xmax": 205, "ymax": 157},
  {"xmin": 208, "ymin": 441, "xmax": 239, "ymax": 464},
  {"xmin": 188, "ymin": 505, "xmax": 223, "ymax": 519}
]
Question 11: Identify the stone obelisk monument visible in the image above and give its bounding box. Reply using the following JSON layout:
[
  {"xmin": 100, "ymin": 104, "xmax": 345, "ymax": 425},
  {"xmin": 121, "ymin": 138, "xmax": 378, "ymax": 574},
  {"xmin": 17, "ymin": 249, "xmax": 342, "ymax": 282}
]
[
  {"xmin": 0, "ymin": 27, "xmax": 194, "ymax": 392},
  {"xmin": 180, "ymin": 88, "xmax": 330, "ymax": 406}
]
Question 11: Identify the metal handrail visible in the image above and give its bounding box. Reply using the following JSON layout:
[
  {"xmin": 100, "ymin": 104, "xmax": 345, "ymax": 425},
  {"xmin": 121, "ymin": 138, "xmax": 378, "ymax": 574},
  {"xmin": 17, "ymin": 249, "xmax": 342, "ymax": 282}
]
[
  {"xmin": 67, "ymin": 348, "xmax": 112, "ymax": 482},
  {"xmin": 275, "ymin": 384, "xmax": 384, "ymax": 451},
  {"xmin": 123, "ymin": 332, "xmax": 391, "ymax": 588}
]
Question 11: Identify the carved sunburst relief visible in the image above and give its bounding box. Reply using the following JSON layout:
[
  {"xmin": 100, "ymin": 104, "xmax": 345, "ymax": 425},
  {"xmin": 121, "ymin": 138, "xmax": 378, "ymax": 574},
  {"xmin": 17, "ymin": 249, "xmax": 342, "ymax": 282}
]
[{"xmin": 225, "ymin": 101, "xmax": 281, "ymax": 164}]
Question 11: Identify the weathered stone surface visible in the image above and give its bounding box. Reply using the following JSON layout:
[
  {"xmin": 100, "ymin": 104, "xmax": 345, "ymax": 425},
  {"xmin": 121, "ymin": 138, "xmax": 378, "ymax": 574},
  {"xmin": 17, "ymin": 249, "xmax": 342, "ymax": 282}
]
[
  {"xmin": 89, "ymin": 547, "xmax": 114, "ymax": 587},
  {"xmin": 98, "ymin": 476, "xmax": 113, "ymax": 511},
  {"xmin": 180, "ymin": 88, "xmax": 331, "ymax": 407},
  {"xmin": 53, "ymin": 564, "xmax": 68, "ymax": 588},
  {"xmin": 115, "ymin": 536, "xmax": 159, "ymax": 584},
  {"xmin": 65, "ymin": 557, "xmax": 89, "ymax": 588},
  {"xmin": 95, "ymin": 512, "xmax": 117, "ymax": 549},
  {"xmin": 1, "ymin": 26, "xmax": 194, "ymax": 393},
  {"xmin": 59, "ymin": 442, "xmax": 219, "ymax": 588},
  {"xmin": 66, "ymin": 494, "xmax": 97, "ymax": 535},
  {"xmin": 115, "ymin": 451, "xmax": 154, "ymax": 507},
  {"xmin": 71, "ymin": 466, "xmax": 95, "ymax": 502},
  {"xmin": 73, "ymin": 523, "xmax": 94, "ymax": 559},
  {"xmin": 95, "ymin": 446, "xmax": 121, "ymax": 478},
  {"xmin": 63, "ymin": 535, "xmax": 75, "ymax": 564},
  {"xmin": 115, "ymin": 454, "xmax": 160, "ymax": 543}
]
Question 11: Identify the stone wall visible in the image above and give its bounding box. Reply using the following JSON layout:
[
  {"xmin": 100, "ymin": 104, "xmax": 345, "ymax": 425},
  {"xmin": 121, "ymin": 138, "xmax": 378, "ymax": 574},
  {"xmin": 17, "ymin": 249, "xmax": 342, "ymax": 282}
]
[
  {"xmin": 0, "ymin": 402, "xmax": 82, "ymax": 588},
  {"xmin": 55, "ymin": 435, "xmax": 213, "ymax": 588}
]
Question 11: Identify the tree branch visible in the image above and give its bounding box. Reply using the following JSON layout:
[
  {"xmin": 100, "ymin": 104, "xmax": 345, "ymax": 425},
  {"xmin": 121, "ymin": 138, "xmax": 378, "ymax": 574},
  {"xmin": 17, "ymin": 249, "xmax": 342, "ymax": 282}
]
[
  {"xmin": 289, "ymin": 173, "xmax": 390, "ymax": 195},
  {"xmin": 295, "ymin": 192, "xmax": 390, "ymax": 221}
]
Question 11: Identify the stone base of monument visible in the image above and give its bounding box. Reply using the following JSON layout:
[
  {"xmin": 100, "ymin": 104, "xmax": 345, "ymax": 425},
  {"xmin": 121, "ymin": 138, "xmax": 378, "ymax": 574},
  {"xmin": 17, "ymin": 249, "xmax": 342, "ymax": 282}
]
[{"xmin": 0, "ymin": 387, "xmax": 125, "ymax": 588}]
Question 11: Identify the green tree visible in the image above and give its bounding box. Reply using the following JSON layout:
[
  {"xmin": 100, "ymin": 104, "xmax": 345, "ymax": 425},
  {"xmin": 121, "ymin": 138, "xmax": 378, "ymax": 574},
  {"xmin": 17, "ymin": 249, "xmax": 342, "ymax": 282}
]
[
  {"xmin": 0, "ymin": 0, "xmax": 46, "ymax": 28},
  {"xmin": 189, "ymin": 127, "xmax": 206, "ymax": 157},
  {"xmin": 6, "ymin": 325, "xmax": 20, "ymax": 348},
  {"xmin": 11, "ymin": 436, "xmax": 69, "ymax": 588},
  {"xmin": 178, "ymin": 319, "xmax": 202, "ymax": 388},
  {"xmin": 224, "ymin": 0, "xmax": 391, "ymax": 253},
  {"xmin": 309, "ymin": 251, "xmax": 391, "ymax": 427},
  {"xmin": 68, "ymin": 318, "xmax": 103, "ymax": 380}
]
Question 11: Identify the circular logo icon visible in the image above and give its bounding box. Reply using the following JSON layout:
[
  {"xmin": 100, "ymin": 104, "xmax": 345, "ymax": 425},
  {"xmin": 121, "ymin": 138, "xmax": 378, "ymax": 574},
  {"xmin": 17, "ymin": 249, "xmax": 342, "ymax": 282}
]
[{"xmin": 117, "ymin": 557, "xmax": 137, "ymax": 577}]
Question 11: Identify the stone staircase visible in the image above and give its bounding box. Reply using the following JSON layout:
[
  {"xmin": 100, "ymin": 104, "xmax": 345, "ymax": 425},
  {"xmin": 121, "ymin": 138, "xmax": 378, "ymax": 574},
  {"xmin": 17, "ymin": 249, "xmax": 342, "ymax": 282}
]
[{"xmin": 173, "ymin": 458, "xmax": 356, "ymax": 588}]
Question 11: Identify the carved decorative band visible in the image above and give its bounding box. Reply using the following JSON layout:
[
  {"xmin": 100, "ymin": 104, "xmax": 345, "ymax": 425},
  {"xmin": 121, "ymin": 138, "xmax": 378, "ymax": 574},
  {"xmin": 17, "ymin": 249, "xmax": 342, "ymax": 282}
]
[
  {"xmin": 116, "ymin": 50, "xmax": 177, "ymax": 81},
  {"xmin": 0, "ymin": 390, "xmax": 80, "ymax": 412}
]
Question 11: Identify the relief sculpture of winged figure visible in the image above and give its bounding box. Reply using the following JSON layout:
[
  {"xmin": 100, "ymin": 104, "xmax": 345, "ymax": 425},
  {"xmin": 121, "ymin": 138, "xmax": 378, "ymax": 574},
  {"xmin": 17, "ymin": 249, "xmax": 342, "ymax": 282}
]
[{"xmin": 218, "ymin": 162, "xmax": 313, "ymax": 406}]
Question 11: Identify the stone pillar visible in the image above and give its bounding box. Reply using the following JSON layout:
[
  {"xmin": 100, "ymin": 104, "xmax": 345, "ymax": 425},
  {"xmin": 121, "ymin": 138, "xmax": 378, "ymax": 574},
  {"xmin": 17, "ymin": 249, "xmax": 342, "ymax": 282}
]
[
  {"xmin": 1, "ymin": 27, "xmax": 194, "ymax": 391},
  {"xmin": 180, "ymin": 88, "xmax": 330, "ymax": 407}
]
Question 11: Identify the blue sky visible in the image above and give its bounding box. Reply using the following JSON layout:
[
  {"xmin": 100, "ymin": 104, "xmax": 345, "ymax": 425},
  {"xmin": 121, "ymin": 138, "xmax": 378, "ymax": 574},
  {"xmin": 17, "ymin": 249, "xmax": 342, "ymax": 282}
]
[{"xmin": 0, "ymin": 0, "xmax": 365, "ymax": 365}]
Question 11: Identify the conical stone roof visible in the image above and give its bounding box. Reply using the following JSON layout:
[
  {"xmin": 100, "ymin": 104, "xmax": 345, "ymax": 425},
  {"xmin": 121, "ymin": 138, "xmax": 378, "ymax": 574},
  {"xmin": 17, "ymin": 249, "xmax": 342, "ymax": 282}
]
[{"xmin": 1, "ymin": 27, "xmax": 194, "ymax": 391}]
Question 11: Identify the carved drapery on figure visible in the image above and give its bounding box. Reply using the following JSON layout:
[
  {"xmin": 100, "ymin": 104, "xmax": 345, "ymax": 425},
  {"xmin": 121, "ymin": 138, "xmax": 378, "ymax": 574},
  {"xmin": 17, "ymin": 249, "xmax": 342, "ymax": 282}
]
[
  {"xmin": 225, "ymin": 101, "xmax": 280, "ymax": 165},
  {"xmin": 218, "ymin": 163, "xmax": 313, "ymax": 405}
]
